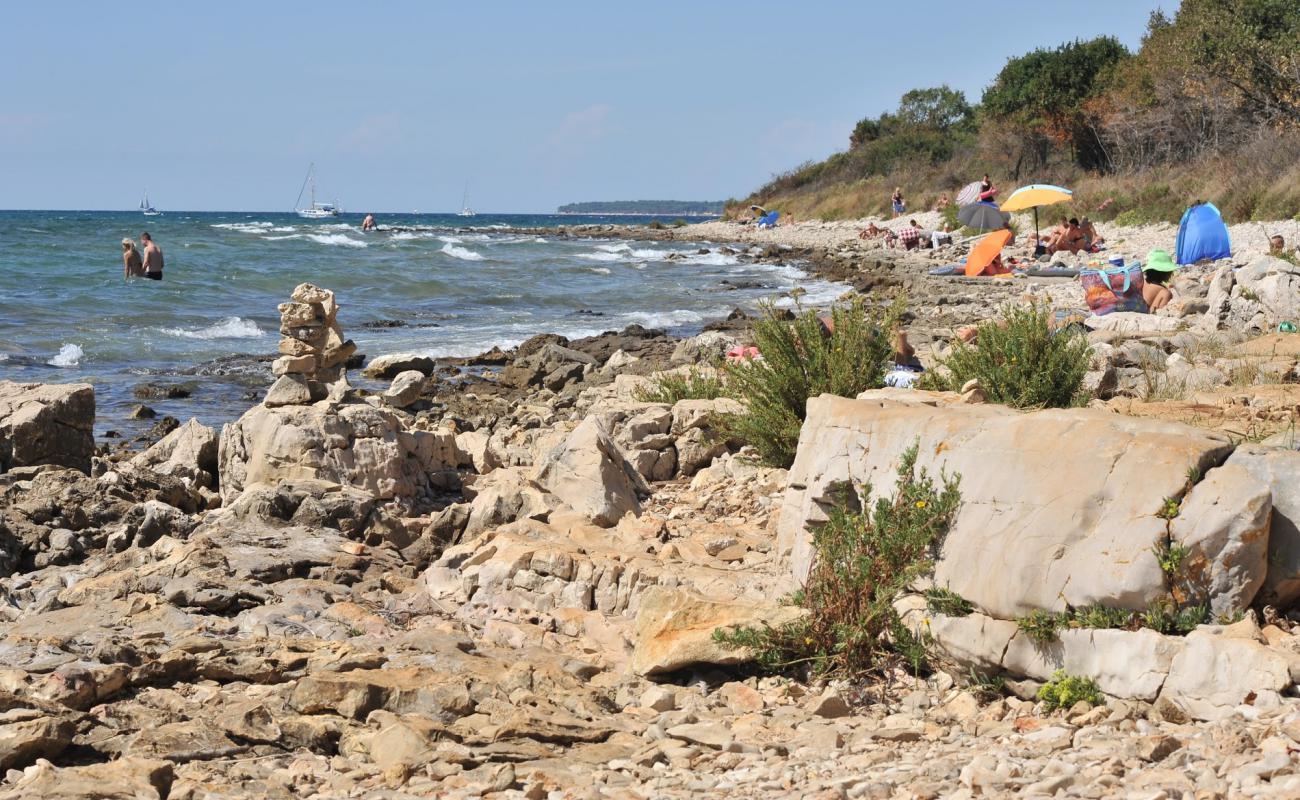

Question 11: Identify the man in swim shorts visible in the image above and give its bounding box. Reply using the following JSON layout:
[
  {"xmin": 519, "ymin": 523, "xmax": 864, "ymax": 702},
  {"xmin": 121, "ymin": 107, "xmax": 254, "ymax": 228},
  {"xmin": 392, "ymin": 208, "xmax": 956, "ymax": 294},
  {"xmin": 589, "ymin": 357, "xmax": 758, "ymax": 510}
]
[{"xmin": 141, "ymin": 232, "xmax": 164, "ymax": 280}]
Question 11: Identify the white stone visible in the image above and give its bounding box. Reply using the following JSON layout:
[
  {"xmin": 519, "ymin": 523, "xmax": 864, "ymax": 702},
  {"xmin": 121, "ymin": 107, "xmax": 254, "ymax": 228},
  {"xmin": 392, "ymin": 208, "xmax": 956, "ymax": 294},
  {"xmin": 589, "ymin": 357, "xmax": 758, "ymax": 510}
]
[
  {"xmin": 532, "ymin": 417, "xmax": 647, "ymax": 527},
  {"xmin": 1170, "ymin": 463, "xmax": 1272, "ymax": 615}
]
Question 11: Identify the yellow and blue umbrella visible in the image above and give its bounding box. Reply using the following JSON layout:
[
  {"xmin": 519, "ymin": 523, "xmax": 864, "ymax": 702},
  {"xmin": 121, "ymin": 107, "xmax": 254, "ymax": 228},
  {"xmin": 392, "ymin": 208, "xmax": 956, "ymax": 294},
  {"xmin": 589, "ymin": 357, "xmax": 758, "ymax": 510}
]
[{"xmin": 1000, "ymin": 184, "xmax": 1073, "ymax": 241}]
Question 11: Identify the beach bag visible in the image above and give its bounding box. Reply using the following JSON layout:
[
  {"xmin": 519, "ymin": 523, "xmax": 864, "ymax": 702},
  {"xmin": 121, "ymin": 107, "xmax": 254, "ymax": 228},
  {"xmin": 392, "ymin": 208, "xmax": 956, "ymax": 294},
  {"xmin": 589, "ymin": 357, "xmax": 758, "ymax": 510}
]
[{"xmin": 1079, "ymin": 263, "xmax": 1148, "ymax": 315}]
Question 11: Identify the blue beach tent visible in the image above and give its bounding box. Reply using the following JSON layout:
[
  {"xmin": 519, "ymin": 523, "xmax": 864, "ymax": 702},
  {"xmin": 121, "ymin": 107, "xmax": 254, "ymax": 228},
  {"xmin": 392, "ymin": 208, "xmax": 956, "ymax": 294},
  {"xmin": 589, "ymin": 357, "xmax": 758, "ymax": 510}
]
[
  {"xmin": 757, "ymin": 211, "xmax": 780, "ymax": 228},
  {"xmin": 1174, "ymin": 202, "xmax": 1231, "ymax": 264}
]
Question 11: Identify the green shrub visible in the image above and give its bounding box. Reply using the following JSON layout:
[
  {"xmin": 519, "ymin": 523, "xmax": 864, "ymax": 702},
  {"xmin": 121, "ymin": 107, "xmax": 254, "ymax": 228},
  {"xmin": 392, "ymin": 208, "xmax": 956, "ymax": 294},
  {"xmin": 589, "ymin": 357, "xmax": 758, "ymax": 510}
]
[
  {"xmin": 712, "ymin": 444, "xmax": 961, "ymax": 677},
  {"xmin": 633, "ymin": 368, "xmax": 725, "ymax": 404},
  {"xmin": 1017, "ymin": 610, "xmax": 1069, "ymax": 644},
  {"xmin": 922, "ymin": 303, "xmax": 1091, "ymax": 409},
  {"xmin": 724, "ymin": 296, "xmax": 906, "ymax": 467},
  {"xmin": 924, "ymin": 587, "xmax": 974, "ymax": 617},
  {"xmin": 1071, "ymin": 604, "xmax": 1133, "ymax": 630},
  {"xmin": 1038, "ymin": 670, "xmax": 1103, "ymax": 711},
  {"xmin": 1154, "ymin": 541, "xmax": 1190, "ymax": 580}
]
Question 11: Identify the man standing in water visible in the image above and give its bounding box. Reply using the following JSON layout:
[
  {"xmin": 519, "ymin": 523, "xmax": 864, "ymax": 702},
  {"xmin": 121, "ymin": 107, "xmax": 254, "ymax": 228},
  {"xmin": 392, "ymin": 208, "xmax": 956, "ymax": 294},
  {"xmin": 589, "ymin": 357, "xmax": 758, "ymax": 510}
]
[{"xmin": 140, "ymin": 232, "xmax": 164, "ymax": 280}]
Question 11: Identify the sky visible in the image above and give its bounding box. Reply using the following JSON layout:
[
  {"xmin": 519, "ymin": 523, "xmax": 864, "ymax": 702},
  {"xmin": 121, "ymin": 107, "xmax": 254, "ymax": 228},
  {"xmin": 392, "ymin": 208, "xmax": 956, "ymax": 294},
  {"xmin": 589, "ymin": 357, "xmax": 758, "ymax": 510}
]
[{"xmin": 2, "ymin": 1, "xmax": 1175, "ymax": 213}]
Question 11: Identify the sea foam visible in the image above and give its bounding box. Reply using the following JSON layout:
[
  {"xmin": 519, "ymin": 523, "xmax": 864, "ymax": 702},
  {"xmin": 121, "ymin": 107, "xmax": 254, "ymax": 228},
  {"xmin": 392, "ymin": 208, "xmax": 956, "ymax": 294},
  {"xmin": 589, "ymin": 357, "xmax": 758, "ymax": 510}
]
[
  {"xmin": 160, "ymin": 317, "xmax": 265, "ymax": 340},
  {"xmin": 441, "ymin": 243, "xmax": 485, "ymax": 261},
  {"xmin": 307, "ymin": 233, "xmax": 368, "ymax": 248},
  {"xmin": 49, "ymin": 343, "xmax": 84, "ymax": 367}
]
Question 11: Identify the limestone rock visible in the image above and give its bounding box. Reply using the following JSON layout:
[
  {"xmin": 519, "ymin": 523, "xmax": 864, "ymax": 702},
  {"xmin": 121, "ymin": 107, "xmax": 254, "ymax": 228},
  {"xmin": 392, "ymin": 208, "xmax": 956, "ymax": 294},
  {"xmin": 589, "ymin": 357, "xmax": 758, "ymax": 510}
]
[
  {"xmin": 778, "ymin": 394, "xmax": 1236, "ymax": 618},
  {"xmin": 1084, "ymin": 313, "xmax": 1181, "ymax": 334},
  {"xmin": 218, "ymin": 401, "xmax": 457, "ymax": 504},
  {"xmin": 0, "ymin": 757, "xmax": 174, "ymax": 800},
  {"xmin": 128, "ymin": 418, "xmax": 219, "ymax": 489},
  {"xmin": 1170, "ymin": 463, "xmax": 1272, "ymax": 615},
  {"xmin": 632, "ymin": 586, "xmax": 803, "ymax": 676},
  {"xmin": 671, "ymin": 331, "xmax": 738, "ymax": 364},
  {"xmin": 533, "ymin": 417, "xmax": 647, "ymax": 527},
  {"xmin": 0, "ymin": 381, "xmax": 95, "ymax": 474},
  {"xmin": 263, "ymin": 374, "xmax": 314, "ymax": 407},
  {"xmin": 463, "ymin": 467, "xmax": 556, "ymax": 536},
  {"xmin": 363, "ymin": 352, "xmax": 436, "ymax": 380},
  {"xmin": 382, "ymin": 370, "xmax": 426, "ymax": 408},
  {"xmin": 1227, "ymin": 446, "xmax": 1300, "ymax": 606},
  {"xmin": 1002, "ymin": 628, "xmax": 1185, "ymax": 701},
  {"xmin": 1160, "ymin": 631, "xmax": 1292, "ymax": 720}
]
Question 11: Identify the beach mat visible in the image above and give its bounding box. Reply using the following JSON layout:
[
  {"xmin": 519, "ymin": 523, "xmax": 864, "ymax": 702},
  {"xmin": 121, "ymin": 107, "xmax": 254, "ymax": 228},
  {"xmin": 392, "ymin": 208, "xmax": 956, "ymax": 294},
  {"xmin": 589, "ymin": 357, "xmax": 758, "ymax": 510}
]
[{"xmin": 929, "ymin": 264, "xmax": 962, "ymax": 276}]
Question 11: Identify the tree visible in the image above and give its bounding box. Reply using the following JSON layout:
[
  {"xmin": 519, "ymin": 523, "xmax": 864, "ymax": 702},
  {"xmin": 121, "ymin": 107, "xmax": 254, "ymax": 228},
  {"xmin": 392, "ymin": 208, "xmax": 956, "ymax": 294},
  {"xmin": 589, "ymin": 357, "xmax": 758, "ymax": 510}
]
[
  {"xmin": 1176, "ymin": 0, "xmax": 1300, "ymax": 124},
  {"xmin": 982, "ymin": 37, "xmax": 1131, "ymax": 171},
  {"xmin": 896, "ymin": 86, "xmax": 974, "ymax": 133}
]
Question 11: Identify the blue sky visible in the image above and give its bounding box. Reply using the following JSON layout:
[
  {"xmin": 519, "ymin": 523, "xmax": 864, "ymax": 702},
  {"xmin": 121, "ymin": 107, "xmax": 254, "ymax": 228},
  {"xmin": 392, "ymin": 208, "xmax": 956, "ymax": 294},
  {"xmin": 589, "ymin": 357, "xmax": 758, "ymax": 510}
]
[{"xmin": 3, "ymin": 1, "xmax": 1173, "ymax": 212}]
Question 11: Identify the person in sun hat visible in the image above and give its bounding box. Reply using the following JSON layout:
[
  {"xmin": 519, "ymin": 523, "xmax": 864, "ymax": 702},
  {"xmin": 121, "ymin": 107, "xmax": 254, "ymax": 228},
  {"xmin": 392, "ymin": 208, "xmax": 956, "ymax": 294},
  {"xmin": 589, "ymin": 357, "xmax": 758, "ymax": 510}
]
[{"xmin": 1142, "ymin": 249, "xmax": 1177, "ymax": 311}]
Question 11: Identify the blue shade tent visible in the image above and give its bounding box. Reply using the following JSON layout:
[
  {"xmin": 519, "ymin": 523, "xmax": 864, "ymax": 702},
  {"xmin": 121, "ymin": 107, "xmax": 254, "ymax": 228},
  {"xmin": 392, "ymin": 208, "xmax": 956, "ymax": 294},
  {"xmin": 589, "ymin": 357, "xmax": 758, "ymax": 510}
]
[
  {"xmin": 1175, "ymin": 202, "xmax": 1231, "ymax": 264},
  {"xmin": 757, "ymin": 211, "xmax": 780, "ymax": 228}
]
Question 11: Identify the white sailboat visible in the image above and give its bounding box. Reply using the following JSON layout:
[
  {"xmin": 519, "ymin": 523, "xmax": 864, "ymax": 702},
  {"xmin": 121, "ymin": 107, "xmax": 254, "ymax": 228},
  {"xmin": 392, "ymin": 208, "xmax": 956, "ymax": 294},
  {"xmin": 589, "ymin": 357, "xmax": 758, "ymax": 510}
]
[
  {"xmin": 294, "ymin": 163, "xmax": 341, "ymax": 219},
  {"xmin": 139, "ymin": 190, "xmax": 161, "ymax": 216},
  {"xmin": 457, "ymin": 183, "xmax": 476, "ymax": 217}
]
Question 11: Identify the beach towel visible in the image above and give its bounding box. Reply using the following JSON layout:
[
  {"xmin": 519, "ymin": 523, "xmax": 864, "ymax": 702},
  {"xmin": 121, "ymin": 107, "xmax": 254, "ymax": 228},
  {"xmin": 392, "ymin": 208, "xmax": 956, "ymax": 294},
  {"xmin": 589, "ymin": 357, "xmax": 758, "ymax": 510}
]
[{"xmin": 1079, "ymin": 263, "xmax": 1148, "ymax": 315}]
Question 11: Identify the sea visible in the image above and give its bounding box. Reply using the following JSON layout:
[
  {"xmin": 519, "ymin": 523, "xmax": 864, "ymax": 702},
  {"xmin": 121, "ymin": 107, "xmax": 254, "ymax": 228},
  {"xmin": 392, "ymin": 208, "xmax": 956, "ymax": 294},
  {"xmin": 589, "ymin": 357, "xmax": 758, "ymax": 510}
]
[{"xmin": 0, "ymin": 211, "xmax": 844, "ymax": 438}]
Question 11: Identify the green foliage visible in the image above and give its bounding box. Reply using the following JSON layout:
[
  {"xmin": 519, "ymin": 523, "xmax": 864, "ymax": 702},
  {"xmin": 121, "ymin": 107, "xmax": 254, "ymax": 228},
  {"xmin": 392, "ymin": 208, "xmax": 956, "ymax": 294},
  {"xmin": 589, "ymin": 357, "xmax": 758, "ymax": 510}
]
[
  {"xmin": 633, "ymin": 368, "xmax": 725, "ymax": 404},
  {"xmin": 924, "ymin": 587, "xmax": 974, "ymax": 617},
  {"xmin": 922, "ymin": 304, "xmax": 1092, "ymax": 409},
  {"xmin": 965, "ymin": 670, "xmax": 1006, "ymax": 701},
  {"xmin": 724, "ymin": 296, "xmax": 906, "ymax": 467},
  {"xmin": 1141, "ymin": 599, "xmax": 1210, "ymax": 635},
  {"xmin": 1038, "ymin": 670, "xmax": 1103, "ymax": 711},
  {"xmin": 982, "ymin": 36, "xmax": 1131, "ymax": 170},
  {"xmin": 712, "ymin": 444, "xmax": 961, "ymax": 678},
  {"xmin": 845, "ymin": 85, "xmax": 976, "ymax": 177},
  {"xmin": 1157, "ymin": 497, "xmax": 1182, "ymax": 520},
  {"xmin": 1154, "ymin": 541, "xmax": 1190, "ymax": 579},
  {"xmin": 1071, "ymin": 604, "xmax": 1133, "ymax": 630},
  {"xmin": 1017, "ymin": 610, "xmax": 1069, "ymax": 644}
]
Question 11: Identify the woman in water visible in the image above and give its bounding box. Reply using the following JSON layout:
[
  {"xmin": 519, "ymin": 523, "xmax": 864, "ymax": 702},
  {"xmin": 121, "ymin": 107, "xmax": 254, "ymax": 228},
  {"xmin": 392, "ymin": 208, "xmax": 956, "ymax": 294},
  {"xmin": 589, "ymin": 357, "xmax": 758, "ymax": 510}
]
[{"xmin": 122, "ymin": 238, "xmax": 144, "ymax": 279}]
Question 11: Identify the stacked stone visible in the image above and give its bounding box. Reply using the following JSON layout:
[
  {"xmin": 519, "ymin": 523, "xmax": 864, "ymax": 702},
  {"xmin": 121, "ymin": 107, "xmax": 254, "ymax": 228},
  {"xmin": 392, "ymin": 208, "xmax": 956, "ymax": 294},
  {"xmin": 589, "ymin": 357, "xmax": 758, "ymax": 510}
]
[{"xmin": 264, "ymin": 284, "xmax": 357, "ymax": 407}]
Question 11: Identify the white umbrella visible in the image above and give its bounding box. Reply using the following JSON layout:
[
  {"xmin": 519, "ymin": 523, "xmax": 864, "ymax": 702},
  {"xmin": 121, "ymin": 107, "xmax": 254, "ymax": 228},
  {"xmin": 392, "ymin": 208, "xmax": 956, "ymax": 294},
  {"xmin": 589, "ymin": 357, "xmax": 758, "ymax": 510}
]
[{"xmin": 955, "ymin": 181, "xmax": 983, "ymax": 206}]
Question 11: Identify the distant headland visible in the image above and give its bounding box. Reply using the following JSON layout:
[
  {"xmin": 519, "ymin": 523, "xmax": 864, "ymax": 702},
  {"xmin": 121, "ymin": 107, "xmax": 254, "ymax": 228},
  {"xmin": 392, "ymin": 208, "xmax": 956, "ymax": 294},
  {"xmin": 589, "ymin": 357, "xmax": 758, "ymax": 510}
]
[{"xmin": 556, "ymin": 200, "xmax": 724, "ymax": 215}]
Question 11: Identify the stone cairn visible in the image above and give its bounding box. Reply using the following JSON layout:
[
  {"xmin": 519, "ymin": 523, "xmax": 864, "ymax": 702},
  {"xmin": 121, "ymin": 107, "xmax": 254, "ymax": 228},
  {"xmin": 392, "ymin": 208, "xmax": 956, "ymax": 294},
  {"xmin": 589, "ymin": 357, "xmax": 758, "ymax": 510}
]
[{"xmin": 265, "ymin": 284, "xmax": 357, "ymax": 407}]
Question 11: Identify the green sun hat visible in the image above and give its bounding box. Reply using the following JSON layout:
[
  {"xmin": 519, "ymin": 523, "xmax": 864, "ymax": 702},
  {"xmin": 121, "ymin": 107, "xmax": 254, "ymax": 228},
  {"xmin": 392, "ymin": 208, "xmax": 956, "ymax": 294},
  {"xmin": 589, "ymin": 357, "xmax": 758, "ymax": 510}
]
[{"xmin": 1145, "ymin": 249, "xmax": 1178, "ymax": 272}]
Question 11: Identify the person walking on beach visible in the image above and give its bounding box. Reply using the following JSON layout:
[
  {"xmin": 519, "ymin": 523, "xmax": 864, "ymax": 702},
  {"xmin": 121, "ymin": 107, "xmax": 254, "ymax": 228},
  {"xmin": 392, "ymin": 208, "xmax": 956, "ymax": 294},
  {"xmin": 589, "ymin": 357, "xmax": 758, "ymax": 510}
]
[
  {"xmin": 891, "ymin": 187, "xmax": 906, "ymax": 217},
  {"xmin": 122, "ymin": 238, "xmax": 144, "ymax": 279},
  {"xmin": 140, "ymin": 232, "xmax": 164, "ymax": 280}
]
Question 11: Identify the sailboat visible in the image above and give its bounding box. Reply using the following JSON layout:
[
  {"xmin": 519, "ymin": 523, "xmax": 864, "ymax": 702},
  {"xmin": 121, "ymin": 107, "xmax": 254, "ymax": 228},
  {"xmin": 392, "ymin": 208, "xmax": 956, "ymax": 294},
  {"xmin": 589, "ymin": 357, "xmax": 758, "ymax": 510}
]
[
  {"xmin": 457, "ymin": 183, "xmax": 476, "ymax": 217},
  {"xmin": 139, "ymin": 191, "xmax": 161, "ymax": 216},
  {"xmin": 294, "ymin": 163, "xmax": 342, "ymax": 219}
]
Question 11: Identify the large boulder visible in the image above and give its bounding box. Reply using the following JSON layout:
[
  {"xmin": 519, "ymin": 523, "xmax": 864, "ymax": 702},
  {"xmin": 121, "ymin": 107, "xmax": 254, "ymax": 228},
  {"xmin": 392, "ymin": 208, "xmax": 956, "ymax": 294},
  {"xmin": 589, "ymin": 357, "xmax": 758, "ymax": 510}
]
[
  {"xmin": 1227, "ymin": 445, "xmax": 1300, "ymax": 606},
  {"xmin": 0, "ymin": 381, "xmax": 95, "ymax": 474},
  {"xmin": 1235, "ymin": 256, "xmax": 1300, "ymax": 325},
  {"xmin": 218, "ymin": 401, "xmax": 457, "ymax": 505},
  {"xmin": 532, "ymin": 417, "xmax": 647, "ymax": 527},
  {"xmin": 778, "ymin": 393, "xmax": 1239, "ymax": 618},
  {"xmin": 1170, "ymin": 463, "xmax": 1272, "ymax": 616},
  {"xmin": 632, "ymin": 586, "xmax": 804, "ymax": 676},
  {"xmin": 362, "ymin": 353, "xmax": 436, "ymax": 380},
  {"xmin": 1159, "ymin": 630, "xmax": 1292, "ymax": 720},
  {"xmin": 128, "ymin": 418, "xmax": 219, "ymax": 488}
]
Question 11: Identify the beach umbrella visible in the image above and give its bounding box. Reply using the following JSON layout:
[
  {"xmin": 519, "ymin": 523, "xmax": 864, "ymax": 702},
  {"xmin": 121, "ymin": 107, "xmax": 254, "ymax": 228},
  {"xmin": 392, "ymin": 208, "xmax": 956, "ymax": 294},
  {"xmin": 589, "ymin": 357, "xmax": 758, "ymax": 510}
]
[
  {"xmin": 749, "ymin": 205, "xmax": 768, "ymax": 216},
  {"xmin": 957, "ymin": 202, "xmax": 1010, "ymax": 231},
  {"xmin": 999, "ymin": 184, "xmax": 1073, "ymax": 242},
  {"xmin": 955, "ymin": 181, "xmax": 984, "ymax": 206},
  {"xmin": 965, "ymin": 229, "xmax": 1014, "ymax": 276}
]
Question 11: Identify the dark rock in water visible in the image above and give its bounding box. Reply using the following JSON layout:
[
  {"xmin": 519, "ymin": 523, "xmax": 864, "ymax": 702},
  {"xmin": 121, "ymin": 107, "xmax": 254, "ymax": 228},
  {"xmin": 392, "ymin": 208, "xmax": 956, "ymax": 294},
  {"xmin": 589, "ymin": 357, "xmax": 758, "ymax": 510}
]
[
  {"xmin": 455, "ymin": 346, "xmax": 509, "ymax": 367},
  {"xmin": 697, "ymin": 248, "xmax": 711, "ymax": 255},
  {"xmin": 728, "ymin": 308, "xmax": 750, "ymax": 320},
  {"xmin": 359, "ymin": 319, "xmax": 408, "ymax": 329},
  {"xmin": 129, "ymin": 404, "xmax": 156, "ymax": 420},
  {"xmin": 719, "ymin": 280, "xmax": 769, "ymax": 291},
  {"xmin": 102, "ymin": 430, "xmax": 120, "ymax": 438},
  {"xmin": 573, "ymin": 309, "xmax": 606, "ymax": 317},
  {"xmin": 133, "ymin": 382, "xmax": 199, "ymax": 400},
  {"xmin": 771, "ymin": 308, "xmax": 796, "ymax": 321},
  {"xmin": 345, "ymin": 353, "xmax": 366, "ymax": 370},
  {"xmin": 184, "ymin": 354, "xmax": 274, "ymax": 378},
  {"xmin": 143, "ymin": 416, "xmax": 181, "ymax": 442}
]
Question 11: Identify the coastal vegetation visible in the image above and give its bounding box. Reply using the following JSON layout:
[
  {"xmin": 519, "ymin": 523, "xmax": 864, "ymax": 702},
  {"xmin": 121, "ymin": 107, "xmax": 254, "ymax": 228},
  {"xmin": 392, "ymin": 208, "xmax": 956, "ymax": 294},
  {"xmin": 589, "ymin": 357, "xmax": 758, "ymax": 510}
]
[
  {"xmin": 713, "ymin": 445, "xmax": 962, "ymax": 678},
  {"xmin": 633, "ymin": 367, "xmax": 726, "ymax": 404},
  {"xmin": 723, "ymin": 296, "xmax": 906, "ymax": 467},
  {"xmin": 919, "ymin": 304, "xmax": 1092, "ymax": 409},
  {"xmin": 734, "ymin": 0, "xmax": 1300, "ymax": 224}
]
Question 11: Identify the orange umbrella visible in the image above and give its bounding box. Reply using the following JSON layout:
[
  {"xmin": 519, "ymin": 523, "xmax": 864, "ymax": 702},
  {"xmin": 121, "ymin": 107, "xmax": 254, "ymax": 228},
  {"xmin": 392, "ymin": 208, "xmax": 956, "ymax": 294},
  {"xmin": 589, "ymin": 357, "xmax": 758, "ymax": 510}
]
[{"xmin": 965, "ymin": 229, "xmax": 1014, "ymax": 276}]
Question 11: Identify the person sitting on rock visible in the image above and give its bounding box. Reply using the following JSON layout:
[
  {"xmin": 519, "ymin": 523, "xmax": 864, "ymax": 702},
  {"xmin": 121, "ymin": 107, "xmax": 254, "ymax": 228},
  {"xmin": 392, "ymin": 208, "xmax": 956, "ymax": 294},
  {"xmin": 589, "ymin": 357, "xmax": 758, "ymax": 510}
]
[
  {"xmin": 858, "ymin": 222, "xmax": 885, "ymax": 240},
  {"xmin": 1142, "ymin": 249, "xmax": 1177, "ymax": 312}
]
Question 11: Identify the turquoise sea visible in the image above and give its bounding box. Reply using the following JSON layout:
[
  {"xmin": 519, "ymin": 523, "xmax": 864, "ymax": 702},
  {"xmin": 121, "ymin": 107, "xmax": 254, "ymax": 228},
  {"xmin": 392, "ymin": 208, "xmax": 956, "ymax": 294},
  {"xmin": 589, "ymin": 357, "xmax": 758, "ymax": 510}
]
[{"xmin": 0, "ymin": 211, "xmax": 841, "ymax": 436}]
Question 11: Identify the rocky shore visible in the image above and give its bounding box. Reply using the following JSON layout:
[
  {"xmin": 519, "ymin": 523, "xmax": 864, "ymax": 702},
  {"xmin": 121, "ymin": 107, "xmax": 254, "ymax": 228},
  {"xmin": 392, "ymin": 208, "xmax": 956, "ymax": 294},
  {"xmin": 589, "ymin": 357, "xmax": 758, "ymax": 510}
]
[{"xmin": 1, "ymin": 237, "xmax": 1300, "ymax": 798}]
